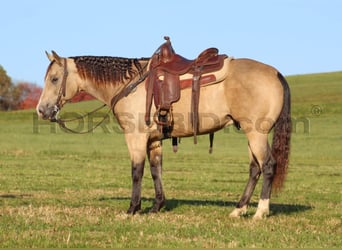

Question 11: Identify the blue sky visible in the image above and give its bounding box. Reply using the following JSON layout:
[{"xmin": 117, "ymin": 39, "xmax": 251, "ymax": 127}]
[{"xmin": 1, "ymin": 0, "xmax": 341, "ymax": 86}]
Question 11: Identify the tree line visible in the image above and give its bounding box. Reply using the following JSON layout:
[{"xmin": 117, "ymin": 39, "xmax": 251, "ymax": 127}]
[{"xmin": 0, "ymin": 64, "xmax": 94, "ymax": 111}]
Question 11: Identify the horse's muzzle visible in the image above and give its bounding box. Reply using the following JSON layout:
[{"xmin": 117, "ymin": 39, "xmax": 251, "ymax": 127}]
[
  {"xmin": 36, "ymin": 104, "xmax": 60, "ymax": 122},
  {"xmin": 50, "ymin": 105, "xmax": 60, "ymax": 122}
]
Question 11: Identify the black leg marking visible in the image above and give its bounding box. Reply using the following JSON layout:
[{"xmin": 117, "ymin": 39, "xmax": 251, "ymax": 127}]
[
  {"xmin": 150, "ymin": 164, "xmax": 165, "ymax": 213},
  {"xmin": 260, "ymin": 154, "xmax": 277, "ymax": 200},
  {"xmin": 127, "ymin": 160, "xmax": 145, "ymax": 214},
  {"xmin": 236, "ymin": 158, "xmax": 261, "ymax": 208},
  {"xmin": 148, "ymin": 142, "xmax": 165, "ymax": 213}
]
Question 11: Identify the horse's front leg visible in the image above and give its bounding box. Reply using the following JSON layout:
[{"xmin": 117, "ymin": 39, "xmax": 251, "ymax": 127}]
[
  {"xmin": 125, "ymin": 133, "xmax": 147, "ymax": 214},
  {"xmin": 127, "ymin": 159, "xmax": 145, "ymax": 214},
  {"xmin": 147, "ymin": 140, "xmax": 165, "ymax": 212}
]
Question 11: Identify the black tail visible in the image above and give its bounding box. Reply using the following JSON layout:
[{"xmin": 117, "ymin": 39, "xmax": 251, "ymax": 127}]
[{"xmin": 271, "ymin": 72, "xmax": 291, "ymax": 191}]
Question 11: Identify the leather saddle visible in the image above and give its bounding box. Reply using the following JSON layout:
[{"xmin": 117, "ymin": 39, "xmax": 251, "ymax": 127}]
[{"xmin": 145, "ymin": 36, "xmax": 227, "ymax": 142}]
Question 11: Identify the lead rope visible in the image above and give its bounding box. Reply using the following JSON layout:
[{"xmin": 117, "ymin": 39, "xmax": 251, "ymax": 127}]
[{"xmin": 55, "ymin": 103, "xmax": 109, "ymax": 134}]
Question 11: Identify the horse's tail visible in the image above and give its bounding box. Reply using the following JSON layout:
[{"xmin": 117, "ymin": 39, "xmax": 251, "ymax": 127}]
[{"xmin": 271, "ymin": 72, "xmax": 292, "ymax": 191}]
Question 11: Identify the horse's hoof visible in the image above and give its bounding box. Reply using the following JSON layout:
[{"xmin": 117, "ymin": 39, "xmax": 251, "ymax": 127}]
[
  {"xmin": 253, "ymin": 209, "xmax": 269, "ymax": 220},
  {"xmin": 149, "ymin": 207, "xmax": 159, "ymax": 213},
  {"xmin": 229, "ymin": 205, "xmax": 247, "ymax": 218},
  {"xmin": 149, "ymin": 200, "xmax": 165, "ymax": 213},
  {"xmin": 127, "ymin": 203, "xmax": 141, "ymax": 215}
]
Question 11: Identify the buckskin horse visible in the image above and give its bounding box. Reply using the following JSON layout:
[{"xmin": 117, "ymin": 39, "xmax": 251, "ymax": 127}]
[{"xmin": 36, "ymin": 38, "xmax": 291, "ymax": 219}]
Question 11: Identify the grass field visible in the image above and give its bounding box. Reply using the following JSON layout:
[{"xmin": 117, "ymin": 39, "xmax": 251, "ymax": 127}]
[{"xmin": 0, "ymin": 71, "xmax": 341, "ymax": 247}]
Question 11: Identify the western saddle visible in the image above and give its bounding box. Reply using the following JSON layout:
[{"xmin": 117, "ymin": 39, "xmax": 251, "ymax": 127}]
[{"xmin": 145, "ymin": 36, "xmax": 227, "ymax": 144}]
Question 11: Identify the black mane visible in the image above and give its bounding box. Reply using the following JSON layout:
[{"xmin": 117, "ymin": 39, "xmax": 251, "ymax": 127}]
[{"xmin": 70, "ymin": 56, "xmax": 149, "ymax": 85}]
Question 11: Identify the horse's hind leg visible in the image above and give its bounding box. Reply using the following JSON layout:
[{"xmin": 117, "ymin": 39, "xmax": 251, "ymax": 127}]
[
  {"xmin": 147, "ymin": 140, "xmax": 166, "ymax": 212},
  {"xmin": 244, "ymin": 133, "xmax": 276, "ymax": 219},
  {"xmin": 229, "ymin": 142, "xmax": 262, "ymax": 218},
  {"xmin": 254, "ymin": 145, "xmax": 276, "ymax": 219},
  {"xmin": 230, "ymin": 132, "xmax": 275, "ymax": 219}
]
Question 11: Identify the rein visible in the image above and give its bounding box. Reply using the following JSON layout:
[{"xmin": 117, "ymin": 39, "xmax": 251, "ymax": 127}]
[
  {"xmin": 55, "ymin": 104, "xmax": 109, "ymax": 134},
  {"xmin": 52, "ymin": 58, "xmax": 149, "ymax": 134}
]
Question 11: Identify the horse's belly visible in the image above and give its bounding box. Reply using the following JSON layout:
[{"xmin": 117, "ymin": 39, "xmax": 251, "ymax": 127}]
[{"xmin": 171, "ymin": 83, "xmax": 231, "ymax": 137}]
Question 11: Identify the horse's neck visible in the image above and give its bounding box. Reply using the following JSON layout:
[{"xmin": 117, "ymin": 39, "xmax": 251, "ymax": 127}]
[
  {"xmin": 72, "ymin": 57, "xmax": 150, "ymax": 107},
  {"xmin": 79, "ymin": 79, "xmax": 122, "ymax": 106}
]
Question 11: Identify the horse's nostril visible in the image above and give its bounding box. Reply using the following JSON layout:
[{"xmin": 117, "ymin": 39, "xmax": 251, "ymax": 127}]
[{"xmin": 38, "ymin": 107, "xmax": 45, "ymax": 115}]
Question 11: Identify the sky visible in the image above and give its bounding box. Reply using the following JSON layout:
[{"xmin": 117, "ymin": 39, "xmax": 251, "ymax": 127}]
[{"xmin": 1, "ymin": 0, "xmax": 341, "ymax": 86}]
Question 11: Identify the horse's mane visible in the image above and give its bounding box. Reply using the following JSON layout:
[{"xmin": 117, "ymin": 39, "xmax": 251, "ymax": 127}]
[{"xmin": 70, "ymin": 56, "xmax": 149, "ymax": 85}]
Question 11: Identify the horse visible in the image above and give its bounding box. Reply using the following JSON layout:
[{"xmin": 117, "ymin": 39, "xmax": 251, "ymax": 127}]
[{"xmin": 36, "ymin": 43, "xmax": 291, "ymax": 219}]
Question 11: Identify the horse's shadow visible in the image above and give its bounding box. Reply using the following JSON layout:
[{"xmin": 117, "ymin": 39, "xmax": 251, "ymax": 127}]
[
  {"xmin": 100, "ymin": 196, "xmax": 313, "ymax": 216},
  {"xmin": 0, "ymin": 193, "xmax": 33, "ymax": 199},
  {"xmin": 1, "ymin": 193, "xmax": 312, "ymax": 216}
]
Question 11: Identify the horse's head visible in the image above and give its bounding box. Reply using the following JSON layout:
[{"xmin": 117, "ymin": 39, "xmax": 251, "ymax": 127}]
[{"xmin": 36, "ymin": 51, "xmax": 79, "ymax": 121}]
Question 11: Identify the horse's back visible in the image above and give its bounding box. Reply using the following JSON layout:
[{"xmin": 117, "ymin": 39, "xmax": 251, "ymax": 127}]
[
  {"xmin": 227, "ymin": 58, "xmax": 282, "ymax": 88},
  {"xmin": 224, "ymin": 58, "xmax": 285, "ymax": 130}
]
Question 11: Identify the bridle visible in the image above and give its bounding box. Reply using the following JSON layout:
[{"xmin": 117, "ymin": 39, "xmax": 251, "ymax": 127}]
[
  {"xmin": 50, "ymin": 57, "xmax": 150, "ymax": 134},
  {"xmin": 51, "ymin": 58, "xmax": 69, "ymax": 122}
]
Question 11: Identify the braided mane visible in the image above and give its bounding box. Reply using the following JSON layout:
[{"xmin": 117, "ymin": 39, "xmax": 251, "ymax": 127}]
[{"xmin": 70, "ymin": 56, "xmax": 149, "ymax": 85}]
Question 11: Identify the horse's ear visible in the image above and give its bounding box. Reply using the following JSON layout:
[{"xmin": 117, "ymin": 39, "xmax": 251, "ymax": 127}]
[
  {"xmin": 45, "ymin": 51, "xmax": 54, "ymax": 62},
  {"xmin": 46, "ymin": 50, "xmax": 63, "ymax": 66}
]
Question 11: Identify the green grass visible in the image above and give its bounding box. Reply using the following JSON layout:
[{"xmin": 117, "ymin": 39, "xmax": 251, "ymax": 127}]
[{"xmin": 0, "ymin": 71, "xmax": 341, "ymax": 247}]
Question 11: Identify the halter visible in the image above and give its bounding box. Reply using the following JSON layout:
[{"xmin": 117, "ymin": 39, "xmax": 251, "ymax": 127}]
[
  {"xmin": 51, "ymin": 58, "xmax": 69, "ymax": 122},
  {"xmin": 50, "ymin": 57, "xmax": 149, "ymax": 134}
]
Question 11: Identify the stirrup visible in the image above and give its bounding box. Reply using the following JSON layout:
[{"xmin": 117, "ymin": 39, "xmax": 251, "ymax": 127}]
[{"xmin": 153, "ymin": 107, "xmax": 173, "ymax": 126}]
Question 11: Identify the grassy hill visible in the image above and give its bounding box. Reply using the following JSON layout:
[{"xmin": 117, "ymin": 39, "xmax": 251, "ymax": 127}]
[{"xmin": 0, "ymin": 71, "xmax": 341, "ymax": 247}]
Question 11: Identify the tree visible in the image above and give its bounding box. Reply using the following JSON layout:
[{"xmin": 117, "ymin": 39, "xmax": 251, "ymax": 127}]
[
  {"xmin": 16, "ymin": 82, "xmax": 42, "ymax": 110},
  {"xmin": 0, "ymin": 64, "xmax": 43, "ymax": 110},
  {"xmin": 71, "ymin": 91, "xmax": 95, "ymax": 103},
  {"xmin": 0, "ymin": 65, "xmax": 12, "ymax": 110}
]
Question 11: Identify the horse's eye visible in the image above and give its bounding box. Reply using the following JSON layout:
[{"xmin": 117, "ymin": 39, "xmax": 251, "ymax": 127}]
[{"xmin": 51, "ymin": 77, "xmax": 59, "ymax": 84}]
